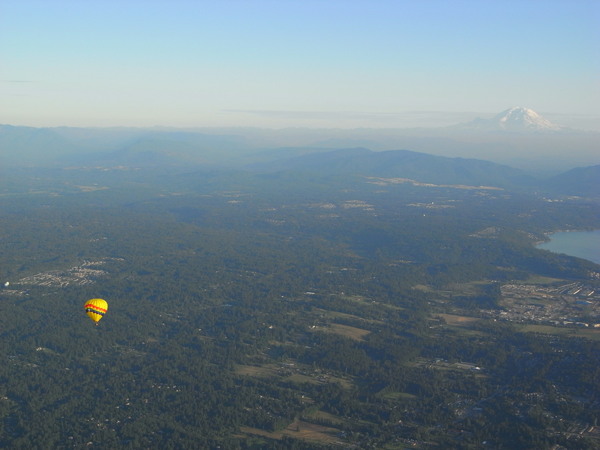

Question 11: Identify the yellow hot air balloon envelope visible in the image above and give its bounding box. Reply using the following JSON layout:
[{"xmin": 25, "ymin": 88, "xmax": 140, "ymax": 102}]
[{"xmin": 84, "ymin": 298, "xmax": 108, "ymax": 324}]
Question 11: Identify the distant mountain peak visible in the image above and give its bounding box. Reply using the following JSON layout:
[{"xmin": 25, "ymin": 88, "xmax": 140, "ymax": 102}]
[
  {"xmin": 494, "ymin": 107, "xmax": 560, "ymax": 130},
  {"xmin": 459, "ymin": 107, "xmax": 562, "ymax": 132}
]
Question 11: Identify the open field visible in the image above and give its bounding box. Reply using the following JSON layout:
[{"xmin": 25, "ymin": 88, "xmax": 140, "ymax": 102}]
[
  {"xmin": 326, "ymin": 322, "xmax": 371, "ymax": 341},
  {"xmin": 235, "ymin": 364, "xmax": 280, "ymax": 377},
  {"xmin": 518, "ymin": 324, "xmax": 600, "ymax": 341},
  {"xmin": 377, "ymin": 390, "xmax": 418, "ymax": 401},
  {"xmin": 236, "ymin": 363, "xmax": 355, "ymax": 389},
  {"xmin": 303, "ymin": 409, "xmax": 346, "ymax": 425},
  {"xmin": 437, "ymin": 313, "xmax": 480, "ymax": 326},
  {"xmin": 240, "ymin": 419, "xmax": 343, "ymax": 445},
  {"xmin": 313, "ymin": 306, "xmax": 387, "ymax": 323},
  {"xmin": 515, "ymin": 275, "xmax": 565, "ymax": 285},
  {"xmin": 312, "ymin": 307, "xmax": 365, "ymax": 322}
]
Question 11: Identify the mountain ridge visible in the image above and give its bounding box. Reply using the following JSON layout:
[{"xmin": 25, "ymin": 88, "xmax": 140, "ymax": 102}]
[
  {"xmin": 246, "ymin": 147, "xmax": 538, "ymax": 189},
  {"xmin": 1, "ymin": 122, "xmax": 597, "ymax": 197}
]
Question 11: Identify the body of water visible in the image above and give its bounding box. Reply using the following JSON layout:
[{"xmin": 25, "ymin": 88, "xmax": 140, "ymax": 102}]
[{"xmin": 537, "ymin": 230, "xmax": 600, "ymax": 264}]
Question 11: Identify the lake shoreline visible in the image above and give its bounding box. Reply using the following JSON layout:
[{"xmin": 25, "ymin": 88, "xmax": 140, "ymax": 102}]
[{"xmin": 537, "ymin": 229, "xmax": 600, "ymax": 265}]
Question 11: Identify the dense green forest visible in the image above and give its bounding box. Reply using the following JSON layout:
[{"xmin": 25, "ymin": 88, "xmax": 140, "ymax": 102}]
[{"xmin": 1, "ymin": 166, "xmax": 599, "ymax": 448}]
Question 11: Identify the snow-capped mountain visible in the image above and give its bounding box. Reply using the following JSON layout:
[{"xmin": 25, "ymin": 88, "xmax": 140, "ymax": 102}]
[{"xmin": 458, "ymin": 107, "xmax": 563, "ymax": 132}]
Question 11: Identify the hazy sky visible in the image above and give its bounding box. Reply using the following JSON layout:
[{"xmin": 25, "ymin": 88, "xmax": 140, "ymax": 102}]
[{"xmin": 1, "ymin": 0, "xmax": 598, "ymax": 129}]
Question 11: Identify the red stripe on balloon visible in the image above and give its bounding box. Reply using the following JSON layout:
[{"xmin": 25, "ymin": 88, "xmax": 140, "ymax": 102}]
[{"xmin": 85, "ymin": 304, "xmax": 107, "ymax": 313}]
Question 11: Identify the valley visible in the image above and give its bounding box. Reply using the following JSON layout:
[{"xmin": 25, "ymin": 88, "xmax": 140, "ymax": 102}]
[{"xmin": 0, "ymin": 151, "xmax": 598, "ymax": 447}]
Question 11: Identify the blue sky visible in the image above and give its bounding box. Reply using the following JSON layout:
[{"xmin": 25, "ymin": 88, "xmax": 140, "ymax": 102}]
[{"xmin": 1, "ymin": 0, "xmax": 598, "ymax": 128}]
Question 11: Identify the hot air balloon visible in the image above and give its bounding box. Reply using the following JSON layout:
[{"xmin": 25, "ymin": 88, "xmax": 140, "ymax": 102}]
[{"xmin": 84, "ymin": 298, "xmax": 108, "ymax": 324}]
